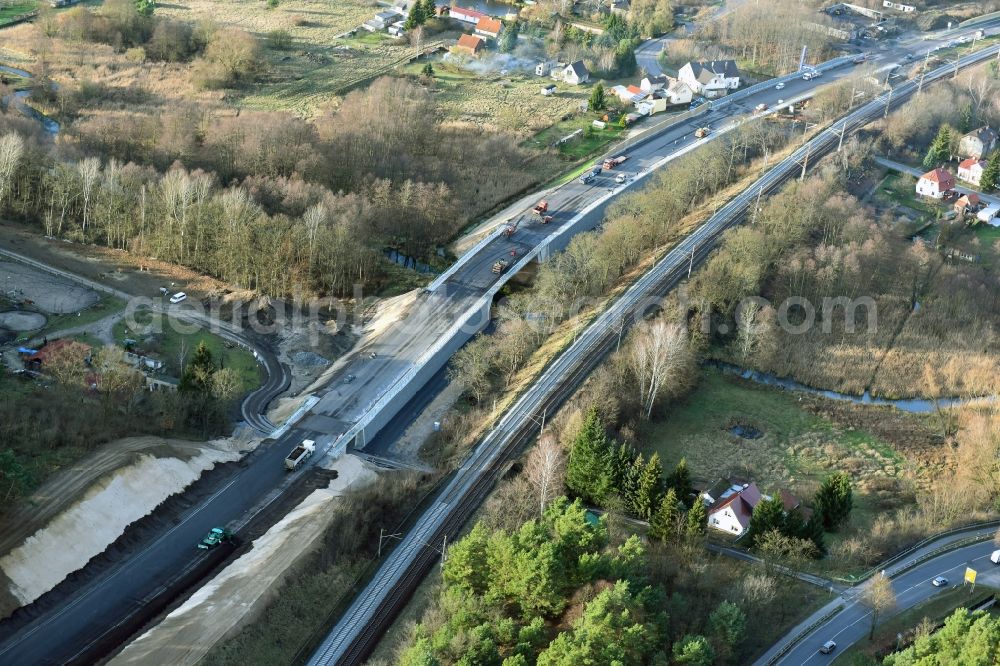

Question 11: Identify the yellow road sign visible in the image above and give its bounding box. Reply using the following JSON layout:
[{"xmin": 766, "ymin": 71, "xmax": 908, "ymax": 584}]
[{"xmin": 965, "ymin": 567, "xmax": 977, "ymax": 584}]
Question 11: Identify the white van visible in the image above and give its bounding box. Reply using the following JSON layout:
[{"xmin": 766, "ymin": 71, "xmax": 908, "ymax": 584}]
[{"xmin": 991, "ymin": 549, "xmax": 1000, "ymax": 565}]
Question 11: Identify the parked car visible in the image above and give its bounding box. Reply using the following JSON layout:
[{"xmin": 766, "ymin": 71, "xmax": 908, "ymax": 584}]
[
  {"xmin": 775, "ymin": 82, "xmax": 785, "ymax": 90},
  {"xmin": 819, "ymin": 640, "xmax": 837, "ymax": 654},
  {"xmin": 932, "ymin": 576, "xmax": 948, "ymax": 587},
  {"xmin": 169, "ymin": 292, "xmax": 187, "ymax": 304},
  {"xmin": 615, "ymin": 173, "xmax": 627, "ymax": 184}
]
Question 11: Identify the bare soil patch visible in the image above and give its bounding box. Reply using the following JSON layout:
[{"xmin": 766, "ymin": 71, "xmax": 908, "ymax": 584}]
[
  {"xmin": 0, "ymin": 310, "xmax": 45, "ymax": 331},
  {"xmin": 0, "ymin": 260, "xmax": 99, "ymax": 313}
]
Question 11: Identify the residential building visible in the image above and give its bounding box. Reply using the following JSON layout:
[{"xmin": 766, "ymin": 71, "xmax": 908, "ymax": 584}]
[
  {"xmin": 559, "ymin": 60, "xmax": 589, "ymax": 85},
  {"xmin": 449, "ymin": 5, "xmax": 487, "ymax": 23},
  {"xmin": 535, "ymin": 60, "xmax": 556, "ymax": 76},
  {"xmin": 707, "ymin": 483, "xmax": 762, "ymax": 536},
  {"xmin": 22, "ymin": 338, "xmax": 91, "ymax": 373},
  {"xmin": 475, "ymin": 16, "xmax": 502, "ymax": 39},
  {"xmin": 662, "ymin": 78, "xmax": 693, "ymax": 106},
  {"xmin": 678, "ymin": 60, "xmax": 740, "ymax": 98},
  {"xmin": 388, "ymin": 21, "xmax": 406, "ymax": 37},
  {"xmin": 954, "ymin": 193, "xmax": 980, "ymax": 216},
  {"xmin": 640, "ymin": 74, "xmax": 668, "ymax": 92},
  {"xmin": 978, "ymin": 203, "xmax": 1000, "ymax": 226},
  {"xmin": 915, "ymin": 167, "xmax": 955, "ymax": 198},
  {"xmin": 958, "ymin": 126, "xmax": 998, "ymax": 159},
  {"xmin": 958, "ymin": 157, "xmax": 987, "ymax": 186},
  {"xmin": 362, "ymin": 18, "xmax": 386, "ymax": 32},
  {"xmin": 455, "ymin": 33, "xmax": 485, "ymax": 56}
]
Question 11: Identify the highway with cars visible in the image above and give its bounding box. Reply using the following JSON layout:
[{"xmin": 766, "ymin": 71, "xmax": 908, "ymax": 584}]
[
  {"xmin": 306, "ymin": 36, "xmax": 1000, "ymax": 666},
  {"xmin": 1, "ymin": 18, "xmax": 997, "ymax": 665},
  {"xmin": 761, "ymin": 532, "xmax": 1000, "ymax": 665}
]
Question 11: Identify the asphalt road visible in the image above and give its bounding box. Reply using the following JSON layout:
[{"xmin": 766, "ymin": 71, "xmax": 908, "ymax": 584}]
[
  {"xmin": 306, "ymin": 33, "xmax": 1000, "ymax": 665},
  {"xmin": 766, "ymin": 537, "xmax": 1000, "ymax": 666},
  {"xmin": 2, "ymin": 18, "xmax": 997, "ymax": 664}
]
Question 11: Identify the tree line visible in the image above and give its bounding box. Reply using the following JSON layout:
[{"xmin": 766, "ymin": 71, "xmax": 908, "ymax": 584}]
[
  {"xmin": 0, "ymin": 75, "xmax": 546, "ymax": 296},
  {"xmin": 399, "ymin": 497, "xmax": 746, "ymax": 665}
]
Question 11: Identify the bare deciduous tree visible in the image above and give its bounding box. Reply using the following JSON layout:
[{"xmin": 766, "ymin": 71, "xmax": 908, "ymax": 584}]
[
  {"xmin": 860, "ymin": 571, "xmax": 897, "ymax": 640},
  {"xmin": 525, "ymin": 435, "xmax": 566, "ymax": 516},
  {"xmin": 628, "ymin": 319, "xmax": 696, "ymax": 419},
  {"xmin": 0, "ymin": 132, "xmax": 24, "ymax": 211}
]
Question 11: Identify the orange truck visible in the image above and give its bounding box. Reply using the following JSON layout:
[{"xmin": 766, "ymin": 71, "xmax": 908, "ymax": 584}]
[{"xmin": 602, "ymin": 155, "xmax": 628, "ymax": 170}]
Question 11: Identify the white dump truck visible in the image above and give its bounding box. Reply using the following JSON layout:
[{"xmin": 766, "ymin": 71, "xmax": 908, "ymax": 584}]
[{"xmin": 285, "ymin": 439, "xmax": 315, "ymax": 471}]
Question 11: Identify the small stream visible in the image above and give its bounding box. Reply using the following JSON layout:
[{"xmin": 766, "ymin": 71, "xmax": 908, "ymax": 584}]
[
  {"xmin": 1, "ymin": 64, "xmax": 60, "ymax": 135},
  {"xmin": 710, "ymin": 360, "xmax": 985, "ymax": 414}
]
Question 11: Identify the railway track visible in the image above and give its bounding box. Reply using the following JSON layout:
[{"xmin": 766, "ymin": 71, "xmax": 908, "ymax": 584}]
[{"xmin": 306, "ymin": 42, "xmax": 1000, "ymax": 666}]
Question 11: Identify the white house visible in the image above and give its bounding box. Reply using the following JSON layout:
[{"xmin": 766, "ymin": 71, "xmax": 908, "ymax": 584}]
[
  {"xmin": 362, "ymin": 18, "xmax": 385, "ymax": 31},
  {"xmin": 916, "ymin": 167, "xmax": 955, "ymax": 199},
  {"xmin": 560, "ymin": 60, "xmax": 590, "ymax": 86},
  {"xmin": 707, "ymin": 483, "xmax": 761, "ymax": 536},
  {"xmin": 449, "ymin": 5, "xmax": 487, "ymax": 23},
  {"xmin": 640, "ymin": 74, "xmax": 668, "ymax": 92},
  {"xmin": 978, "ymin": 203, "xmax": 1000, "ymax": 226},
  {"xmin": 958, "ymin": 126, "xmax": 998, "ymax": 160},
  {"xmin": 678, "ymin": 60, "xmax": 740, "ymax": 98},
  {"xmin": 662, "ymin": 78, "xmax": 693, "ymax": 105},
  {"xmin": 958, "ymin": 157, "xmax": 986, "ymax": 187},
  {"xmin": 535, "ymin": 60, "xmax": 556, "ymax": 76}
]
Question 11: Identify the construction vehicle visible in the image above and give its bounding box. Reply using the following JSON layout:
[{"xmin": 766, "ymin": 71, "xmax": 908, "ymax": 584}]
[
  {"xmin": 284, "ymin": 439, "xmax": 315, "ymax": 471},
  {"xmin": 504, "ymin": 220, "xmax": 519, "ymax": 237},
  {"xmin": 602, "ymin": 155, "xmax": 628, "ymax": 170},
  {"xmin": 197, "ymin": 527, "xmax": 233, "ymax": 550},
  {"xmin": 695, "ymin": 127, "xmax": 709, "ymax": 138},
  {"xmin": 492, "ymin": 258, "xmax": 509, "ymax": 274},
  {"xmin": 532, "ymin": 200, "xmax": 549, "ymax": 215}
]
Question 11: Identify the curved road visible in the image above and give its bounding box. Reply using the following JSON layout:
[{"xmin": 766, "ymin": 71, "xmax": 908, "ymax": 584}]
[
  {"xmin": 0, "ymin": 245, "xmax": 287, "ymax": 432},
  {"xmin": 759, "ymin": 530, "xmax": 1000, "ymax": 665}
]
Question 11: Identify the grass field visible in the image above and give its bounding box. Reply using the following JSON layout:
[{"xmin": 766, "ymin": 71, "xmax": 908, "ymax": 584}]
[
  {"xmin": 401, "ymin": 59, "xmax": 587, "ymax": 133},
  {"xmin": 0, "ymin": 1, "xmax": 36, "ymax": 26},
  {"xmin": 37, "ymin": 294, "xmax": 124, "ymax": 339},
  {"xmin": 640, "ymin": 370, "xmax": 908, "ymax": 492},
  {"xmin": 113, "ymin": 308, "xmax": 261, "ymax": 391}
]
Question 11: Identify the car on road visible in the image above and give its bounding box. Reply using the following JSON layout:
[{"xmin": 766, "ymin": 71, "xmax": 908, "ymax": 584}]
[
  {"xmin": 754, "ymin": 103, "xmax": 768, "ymax": 113},
  {"xmin": 775, "ymin": 82, "xmax": 785, "ymax": 90},
  {"xmin": 169, "ymin": 291, "xmax": 187, "ymax": 304},
  {"xmin": 344, "ymin": 374, "xmax": 356, "ymax": 383},
  {"xmin": 615, "ymin": 173, "xmax": 627, "ymax": 184},
  {"xmin": 819, "ymin": 640, "xmax": 837, "ymax": 654},
  {"xmin": 197, "ymin": 527, "xmax": 232, "ymax": 550},
  {"xmin": 932, "ymin": 576, "xmax": 948, "ymax": 587}
]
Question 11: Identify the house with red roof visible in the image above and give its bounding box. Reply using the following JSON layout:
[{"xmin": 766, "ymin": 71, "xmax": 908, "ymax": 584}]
[
  {"xmin": 957, "ymin": 157, "xmax": 986, "ymax": 187},
  {"xmin": 475, "ymin": 16, "xmax": 502, "ymax": 39},
  {"xmin": 707, "ymin": 482, "xmax": 762, "ymax": 536},
  {"xmin": 954, "ymin": 192, "xmax": 980, "ymax": 216},
  {"xmin": 916, "ymin": 167, "xmax": 955, "ymax": 199},
  {"xmin": 705, "ymin": 482, "xmax": 810, "ymax": 537},
  {"xmin": 455, "ymin": 33, "xmax": 485, "ymax": 57},
  {"xmin": 449, "ymin": 5, "xmax": 487, "ymax": 23}
]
